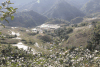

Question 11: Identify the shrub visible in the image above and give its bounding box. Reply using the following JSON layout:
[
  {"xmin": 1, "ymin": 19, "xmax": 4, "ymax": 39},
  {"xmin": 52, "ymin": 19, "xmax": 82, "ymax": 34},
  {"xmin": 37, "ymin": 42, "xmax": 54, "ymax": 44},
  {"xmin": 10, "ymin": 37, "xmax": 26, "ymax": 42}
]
[
  {"xmin": 71, "ymin": 24, "xmax": 78, "ymax": 27},
  {"xmin": 86, "ymin": 41, "xmax": 93, "ymax": 51},
  {"xmin": 23, "ymin": 39, "xmax": 35, "ymax": 45},
  {"xmin": 66, "ymin": 28, "xmax": 73, "ymax": 34},
  {"xmin": 28, "ymin": 32, "xmax": 37, "ymax": 36},
  {"xmin": 79, "ymin": 22, "xmax": 88, "ymax": 27},
  {"xmin": 64, "ymin": 35, "xmax": 69, "ymax": 40},
  {"xmin": 87, "ymin": 21, "xmax": 100, "ymax": 51},
  {"xmin": 40, "ymin": 35, "xmax": 52, "ymax": 42}
]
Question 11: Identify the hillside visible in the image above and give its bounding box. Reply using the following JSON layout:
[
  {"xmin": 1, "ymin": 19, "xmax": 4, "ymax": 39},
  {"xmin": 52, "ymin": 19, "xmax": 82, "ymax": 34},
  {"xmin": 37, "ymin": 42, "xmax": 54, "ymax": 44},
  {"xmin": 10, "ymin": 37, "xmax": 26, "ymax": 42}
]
[
  {"xmin": 0, "ymin": 17, "xmax": 100, "ymax": 67},
  {"xmin": 45, "ymin": 18, "xmax": 70, "ymax": 24},
  {"xmin": 43, "ymin": 0, "xmax": 85, "ymax": 21},
  {"xmin": 2, "ymin": 10, "xmax": 48, "ymax": 28},
  {"xmin": 81, "ymin": 0, "xmax": 100, "ymax": 14}
]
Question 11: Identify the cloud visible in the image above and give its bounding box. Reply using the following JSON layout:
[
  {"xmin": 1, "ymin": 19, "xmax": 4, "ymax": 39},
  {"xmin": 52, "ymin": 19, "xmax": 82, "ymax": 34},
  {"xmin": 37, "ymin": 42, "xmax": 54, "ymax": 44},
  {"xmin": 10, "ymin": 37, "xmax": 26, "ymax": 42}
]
[{"xmin": 37, "ymin": 0, "xmax": 40, "ymax": 3}]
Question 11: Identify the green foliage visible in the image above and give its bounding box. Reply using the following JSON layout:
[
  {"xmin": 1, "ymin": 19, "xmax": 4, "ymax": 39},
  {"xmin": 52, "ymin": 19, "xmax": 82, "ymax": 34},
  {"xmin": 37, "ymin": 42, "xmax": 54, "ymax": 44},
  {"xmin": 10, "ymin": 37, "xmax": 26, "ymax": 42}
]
[
  {"xmin": 67, "ymin": 28, "xmax": 73, "ymax": 33},
  {"xmin": 0, "ymin": 0, "xmax": 18, "ymax": 50},
  {"xmin": 54, "ymin": 27, "xmax": 73, "ymax": 40},
  {"xmin": 64, "ymin": 35, "xmax": 69, "ymax": 40},
  {"xmin": 5, "ymin": 19, "xmax": 9, "ymax": 23},
  {"xmin": 71, "ymin": 17, "xmax": 83, "ymax": 24},
  {"xmin": 79, "ymin": 22, "xmax": 88, "ymax": 27},
  {"xmin": 21, "ymin": 38, "xmax": 35, "ymax": 45},
  {"xmin": 0, "ymin": 0, "xmax": 17, "ymax": 25},
  {"xmin": 6, "ymin": 34, "xmax": 17, "ymax": 38},
  {"xmin": 23, "ymin": 39, "xmax": 35, "ymax": 45},
  {"xmin": 0, "ymin": 6, "xmax": 2, "ymax": 9},
  {"xmin": 59, "ymin": 59, "xmax": 63, "ymax": 64},
  {"xmin": 28, "ymin": 32, "xmax": 37, "ymax": 36},
  {"xmin": 87, "ymin": 21, "xmax": 100, "ymax": 51},
  {"xmin": 71, "ymin": 24, "xmax": 78, "ymax": 27},
  {"xmin": 0, "ymin": 44, "xmax": 35, "ymax": 67},
  {"xmin": 39, "ymin": 35, "xmax": 52, "ymax": 42},
  {"xmin": 0, "ymin": 32, "xmax": 2, "ymax": 35},
  {"xmin": 0, "ymin": 0, "xmax": 17, "ymax": 44},
  {"xmin": 11, "ymin": 16, "xmax": 14, "ymax": 20}
]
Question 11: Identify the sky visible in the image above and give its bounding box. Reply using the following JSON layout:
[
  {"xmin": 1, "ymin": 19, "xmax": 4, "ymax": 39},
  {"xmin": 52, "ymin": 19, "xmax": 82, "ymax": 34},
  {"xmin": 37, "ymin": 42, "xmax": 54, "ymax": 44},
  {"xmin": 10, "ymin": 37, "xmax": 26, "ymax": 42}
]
[
  {"xmin": 10, "ymin": 0, "xmax": 33, "ymax": 5},
  {"xmin": 0, "ymin": 0, "xmax": 39, "ymax": 6},
  {"xmin": 37, "ymin": 0, "xmax": 40, "ymax": 3}
]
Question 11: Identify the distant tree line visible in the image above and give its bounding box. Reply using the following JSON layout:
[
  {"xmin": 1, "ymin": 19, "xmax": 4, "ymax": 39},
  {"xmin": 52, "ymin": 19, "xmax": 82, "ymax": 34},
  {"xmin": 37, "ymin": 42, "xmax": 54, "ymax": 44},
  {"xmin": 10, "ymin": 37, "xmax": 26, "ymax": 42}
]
[{"xmin": 54, "ymin": 27, "xmax": 73, "ymax": 40}]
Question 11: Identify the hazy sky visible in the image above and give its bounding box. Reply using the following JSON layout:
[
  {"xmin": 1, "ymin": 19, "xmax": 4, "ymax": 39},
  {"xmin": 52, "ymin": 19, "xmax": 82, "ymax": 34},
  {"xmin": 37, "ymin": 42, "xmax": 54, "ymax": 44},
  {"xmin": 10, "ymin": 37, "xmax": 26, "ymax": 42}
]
[
  {"xmin": 10, "ymin": 0, "xmax": 33, "ymax": 5},
  {"xmin": 0, "ymin": 0, "xmax": 39, "ymax": 6}
]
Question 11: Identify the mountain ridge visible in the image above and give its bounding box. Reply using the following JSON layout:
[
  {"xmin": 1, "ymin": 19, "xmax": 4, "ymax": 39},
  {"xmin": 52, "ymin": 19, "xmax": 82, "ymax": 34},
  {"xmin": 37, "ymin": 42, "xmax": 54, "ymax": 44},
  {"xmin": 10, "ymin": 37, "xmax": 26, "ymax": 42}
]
[
  {"xmin": 2, "ymin": 10, "xmax": 48, "ymax": 28},
  {"xmin": 43, "ymin": 0, "xmax": 85, "ymax": 21},
  {"xmin": 81, "ymin": 0, "xmax": 100, "ymax": 14}
]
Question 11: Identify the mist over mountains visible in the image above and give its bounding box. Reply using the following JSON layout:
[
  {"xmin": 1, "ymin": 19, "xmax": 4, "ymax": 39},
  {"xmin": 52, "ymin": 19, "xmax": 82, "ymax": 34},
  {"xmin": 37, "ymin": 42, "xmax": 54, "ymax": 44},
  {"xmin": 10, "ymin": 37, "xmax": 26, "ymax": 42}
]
[
  {"xmin": 81, "ymin": 0, "xmax": 100, "ymax": 14},
  {"xmin": 66, "ymin": 0, "xmax": 89, "ymax": 9},
  {"xmin": 18, "ymin": 0, "xmax": 90, "ymax": 12},
  {"xmin": 2, "ymin": 10, "xmax": 47, "ymax": 28},
  {"xmin": 18, "ymin": 0, "xmax": 57, "ymax": 14},
  {"xmin": 43, "ymin": 0, "xmax": 85, "ymax": 21},
  {"xmin": 18, "ymin": 0, "xmax": 88, "ymax": 14},
  {"xmin": 1, "ymin": 0, "xmax": 100, "ymax": 27}
]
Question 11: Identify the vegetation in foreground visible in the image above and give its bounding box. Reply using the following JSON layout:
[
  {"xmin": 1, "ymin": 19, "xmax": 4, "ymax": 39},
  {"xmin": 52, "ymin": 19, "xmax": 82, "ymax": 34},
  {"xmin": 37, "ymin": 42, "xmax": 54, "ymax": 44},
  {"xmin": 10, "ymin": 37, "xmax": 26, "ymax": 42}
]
[{"xmin": 0, "ymin": 44, "xmax": 100, "ymax": 67}]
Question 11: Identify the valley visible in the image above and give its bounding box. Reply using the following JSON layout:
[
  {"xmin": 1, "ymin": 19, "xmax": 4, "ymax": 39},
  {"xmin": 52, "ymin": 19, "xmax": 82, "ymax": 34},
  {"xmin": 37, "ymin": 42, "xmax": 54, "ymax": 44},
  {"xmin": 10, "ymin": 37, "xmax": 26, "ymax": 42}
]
[{"xmin": 0, "ymin": 0, "xmax": 100, "ymax": 67}]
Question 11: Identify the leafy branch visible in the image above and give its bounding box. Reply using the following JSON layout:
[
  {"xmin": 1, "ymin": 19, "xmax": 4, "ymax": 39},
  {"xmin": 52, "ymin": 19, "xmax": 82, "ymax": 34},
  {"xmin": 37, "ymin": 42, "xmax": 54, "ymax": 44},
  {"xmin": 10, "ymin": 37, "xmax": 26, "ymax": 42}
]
[{"xmin": 0, "ymin": 0, "xmax": 17, "ymax": 26}]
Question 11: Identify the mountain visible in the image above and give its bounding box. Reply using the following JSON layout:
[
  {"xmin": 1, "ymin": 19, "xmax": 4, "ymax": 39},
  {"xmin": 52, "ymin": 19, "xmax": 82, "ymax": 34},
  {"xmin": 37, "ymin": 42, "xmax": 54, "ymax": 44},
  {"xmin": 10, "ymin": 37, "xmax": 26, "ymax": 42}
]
[
  {"xmin": 45, "ymin": 18, "xmax": 70, "ymax": 25},
  {"xmin": 65, "ymin": 0, "xmax": 89, "ymax": 9},
  {"xmin": 18, "ymin": 0, "xmax": 58, "ymax": 14},
  {"xmin": 18, "ymin": 0, "xmax": 89, "ymax": 14},
  {"xmin": 81, "ymin": 0, "xmax": 100, "ymax": 14},
  {"xmin": 2, "ymin": 10, "xmax": 48, "ymax": 28},
  {"xmin": 43, "ymin": 0, "xmax": 85, "ymax": 21}
]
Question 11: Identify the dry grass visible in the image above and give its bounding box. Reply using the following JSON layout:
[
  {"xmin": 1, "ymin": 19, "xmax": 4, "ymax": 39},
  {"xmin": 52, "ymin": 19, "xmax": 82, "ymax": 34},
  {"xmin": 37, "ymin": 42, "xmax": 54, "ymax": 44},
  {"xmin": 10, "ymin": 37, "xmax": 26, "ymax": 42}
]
[{"xmin": 61, "ymin": 25, "xmax": 93, "ymax": 48}]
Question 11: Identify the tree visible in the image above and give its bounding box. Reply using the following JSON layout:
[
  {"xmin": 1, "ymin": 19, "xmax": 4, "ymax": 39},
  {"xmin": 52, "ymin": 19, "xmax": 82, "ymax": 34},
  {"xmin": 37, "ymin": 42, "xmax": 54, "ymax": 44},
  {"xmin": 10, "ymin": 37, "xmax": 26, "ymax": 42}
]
[
  {"xmin": 87, "ymin": 21, "xmax": 100, "ymax": 51},
  {"xmin": 0, "ymin": 0, "xmax": 17, "ymax": 36},
  {"xmin": 0, "ymin": 0, "xmax": 17, "ymax": 27}
]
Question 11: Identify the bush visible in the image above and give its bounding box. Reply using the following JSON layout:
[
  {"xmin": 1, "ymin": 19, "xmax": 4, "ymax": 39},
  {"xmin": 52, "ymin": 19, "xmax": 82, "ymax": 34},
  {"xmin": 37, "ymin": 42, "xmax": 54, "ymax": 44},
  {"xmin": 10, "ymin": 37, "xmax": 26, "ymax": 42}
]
[
  {"xmin": 6, "ymin": 35, "xmax": 17, "ymax": 38},
  {"xmin": 22, "ymin": 39, "xmax": 35, "ymax": 45},
  {"xmin": 71, "ymin": 24, "xmax": 78, "ymax": 27},
  {"xmin": 64, "ymin": 35, "xmax": 69, "ymax": 40},
  {"xmin": 86, "ymin": 41, "xmax": 94, "ymax": 51},
  {"xmin": 54, "ymin": 27, "xmax": 73, "ymax": 36},
  {"xmin": 28, "ymin": 32, "xmax": 37, "ymax": 36},
  {"xmin": 79, "ymin": 22, "xmax": 88, "ymax": 27},
  {"xmin": 69, "ymin": 46, "xmax": 76, "ymax": 52},
  {"xmin": 66, "ymin": 28, "xmax": 73, "ymax": 34},
  {"xmin": 40, "ymin": 35, "xmax": 52, "ymax": 42},
  {"xmin": 87, "ymin": 21, "xmax": 100, "ymax": 51},
  {"xmin": 54, "ymin": 27, "xmax": 72, "ymax": 40}
]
